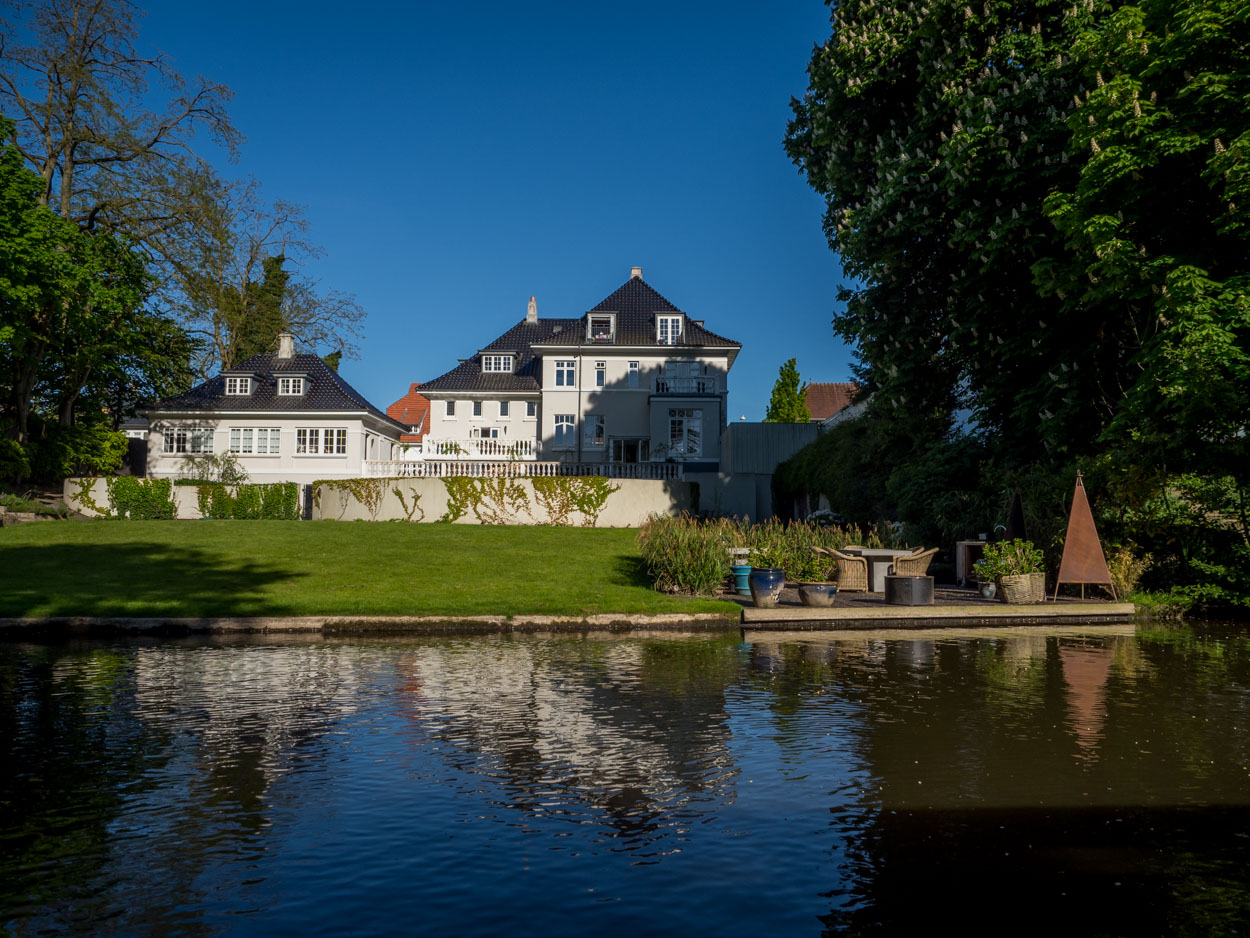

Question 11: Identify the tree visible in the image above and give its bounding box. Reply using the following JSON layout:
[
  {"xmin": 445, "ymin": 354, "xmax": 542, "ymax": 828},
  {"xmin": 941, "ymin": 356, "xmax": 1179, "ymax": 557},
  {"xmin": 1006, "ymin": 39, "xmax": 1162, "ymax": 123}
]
[
  {"xmin": 765, "ymin": 358, "xmax": 811, "ymax": 423},
  {"xmin": 171, "ymin": 181, "xmax": 365, "ymax": 376},
  {"xmin": 0, "ymin": 0, "xmax": 239, "ymax": 251}
]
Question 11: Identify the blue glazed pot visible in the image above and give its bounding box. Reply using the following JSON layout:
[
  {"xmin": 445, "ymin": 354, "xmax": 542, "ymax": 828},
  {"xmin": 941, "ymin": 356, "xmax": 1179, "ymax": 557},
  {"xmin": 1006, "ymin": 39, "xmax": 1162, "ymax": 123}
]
[
  {"xmin": 748, "ymin": 567, "xmax": 786, "ymax": 608},
  {"xmin": 798, "ymin": 582, "xmax": 838, "ymax": 607},
  {"xmin": 730, "ymin": 564, "xmax": 752, "ymax": 596}
]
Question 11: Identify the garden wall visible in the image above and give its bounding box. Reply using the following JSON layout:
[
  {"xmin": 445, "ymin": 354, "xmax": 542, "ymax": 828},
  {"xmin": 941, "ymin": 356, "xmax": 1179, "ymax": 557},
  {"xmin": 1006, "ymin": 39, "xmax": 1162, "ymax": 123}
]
[{"xmin": 311, "ymin": 477, "xmax": 694, "ymax": 526}]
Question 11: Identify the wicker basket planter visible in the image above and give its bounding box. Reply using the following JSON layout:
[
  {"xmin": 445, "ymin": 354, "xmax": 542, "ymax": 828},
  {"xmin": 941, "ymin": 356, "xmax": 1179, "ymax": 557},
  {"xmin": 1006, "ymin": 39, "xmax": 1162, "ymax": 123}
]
[{"xmin": 997, "ymin": 572, "xmax": 1046, "ymax": 604}]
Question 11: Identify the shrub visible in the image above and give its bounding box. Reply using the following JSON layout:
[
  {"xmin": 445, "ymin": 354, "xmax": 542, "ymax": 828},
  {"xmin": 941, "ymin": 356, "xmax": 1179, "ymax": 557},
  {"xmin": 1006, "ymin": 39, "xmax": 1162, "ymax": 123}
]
[
  {"xmin": 1107, "ymin": 545, "xmax": 1151, "ymax": 598},
  {"xmin": 196, "ymin": 482, "xmax": 299, "ymax": 520},
  {"xmin": 637, "ymin": 514, "xmax": 732, "ymax": 595},
  {"xmin": 29, "ymin": 423, "xmax": 127, "ymax": 481},
  {"xmin": 974, "ymin": 539, "xmax": 1045, "ymax": 580},
  {"xmin": 106, "ymin": 477, "xmax": 176, "ymax": 519},
  {"xmin": 0, "ymin": 440, "xmax": 31, "ymax": 484}
]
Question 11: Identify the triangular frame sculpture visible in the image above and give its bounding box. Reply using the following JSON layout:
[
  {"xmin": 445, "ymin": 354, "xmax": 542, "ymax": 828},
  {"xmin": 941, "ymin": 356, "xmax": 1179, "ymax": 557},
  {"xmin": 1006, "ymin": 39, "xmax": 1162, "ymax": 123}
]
[
  {"xmin": 1004, "ymin": 487, "xmax": 1027, "ymax": 542},
  {"xmin": 1054, "ymin": 471, "xmax": 1116, "ymax": 601}
]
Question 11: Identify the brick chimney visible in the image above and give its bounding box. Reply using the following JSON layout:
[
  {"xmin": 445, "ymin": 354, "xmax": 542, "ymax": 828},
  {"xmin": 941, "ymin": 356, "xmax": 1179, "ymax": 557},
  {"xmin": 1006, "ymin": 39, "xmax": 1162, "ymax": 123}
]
[{"xmin": 630, "ymin": 266, "xmax": 643, "ymax": 280}]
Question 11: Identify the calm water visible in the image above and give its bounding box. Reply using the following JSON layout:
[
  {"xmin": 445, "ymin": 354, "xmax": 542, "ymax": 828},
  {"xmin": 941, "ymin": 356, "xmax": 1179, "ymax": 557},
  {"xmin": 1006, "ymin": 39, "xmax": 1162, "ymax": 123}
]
[{"xmin": 2, "ymin": 625, "xmax": 1248, "ymax": 936}]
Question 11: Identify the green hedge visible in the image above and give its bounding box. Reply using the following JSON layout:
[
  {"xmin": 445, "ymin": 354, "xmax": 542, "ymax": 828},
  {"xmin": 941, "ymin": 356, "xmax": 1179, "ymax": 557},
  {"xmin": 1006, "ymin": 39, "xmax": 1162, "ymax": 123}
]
[{"xmin": 106, "ymin": 477, "xmax": 176, "ymax": 520}]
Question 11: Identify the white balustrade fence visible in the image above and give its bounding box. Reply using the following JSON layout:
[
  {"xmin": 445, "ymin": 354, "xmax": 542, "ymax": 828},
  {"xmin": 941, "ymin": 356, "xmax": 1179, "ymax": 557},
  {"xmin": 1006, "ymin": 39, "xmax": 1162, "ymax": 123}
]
[
  {"xmin": 363, "ymin": 460, "xmax": 683, "ymax": 480},
  {"xmin": 654, "ymin": 377, "xmax": 719, "ymax": 394},
  {"xmin": 422, "ymin": 438, "xmax": 536, "ymax": 459}
]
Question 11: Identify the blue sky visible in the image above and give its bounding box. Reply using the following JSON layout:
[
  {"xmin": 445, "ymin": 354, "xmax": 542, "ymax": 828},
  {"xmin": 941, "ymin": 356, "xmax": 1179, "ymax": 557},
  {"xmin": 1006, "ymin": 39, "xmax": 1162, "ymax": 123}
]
[{"xmin": 141, "ymin": 0, "xmax": 853, "ymax": 420}]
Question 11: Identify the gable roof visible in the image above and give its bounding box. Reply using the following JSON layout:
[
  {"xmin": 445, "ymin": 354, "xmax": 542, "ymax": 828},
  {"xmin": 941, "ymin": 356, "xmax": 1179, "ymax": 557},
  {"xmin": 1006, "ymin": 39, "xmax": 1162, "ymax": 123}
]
[
  {"xmin": 144, "ymin": 353, "xmax": 406, "ymax": 431},
  {"xmin": 421, "ymin": 272, "xmax": 740, "ymax": 394},
  {"xmin": 805, "ymin": 382, "xmax": 858, "ymax": 421},
  {"xmin": 387, "ymin": 383, "xmax": 431, "ymax": 440}
]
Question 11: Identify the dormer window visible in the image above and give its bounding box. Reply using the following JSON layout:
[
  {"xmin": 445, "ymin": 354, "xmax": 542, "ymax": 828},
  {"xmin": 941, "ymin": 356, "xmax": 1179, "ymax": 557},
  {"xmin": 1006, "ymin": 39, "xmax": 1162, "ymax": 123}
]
[
  {"xmin": 657, "ymin": 315, "xmax": 684, "ymax": 345},
  {"xmin": 225, "ymin": 376, "xmax": 251, "ymax": 395},
  {"xmin": 482, "ymin": 354, "xmax": 514, "ymax": 373},
  {"xmin": 277, "ymin": 377, "xmax": 305, "ymax": 396},
  {"xmin": 588, "ymin": 314, "xmax": 615, "ymax": 342}
]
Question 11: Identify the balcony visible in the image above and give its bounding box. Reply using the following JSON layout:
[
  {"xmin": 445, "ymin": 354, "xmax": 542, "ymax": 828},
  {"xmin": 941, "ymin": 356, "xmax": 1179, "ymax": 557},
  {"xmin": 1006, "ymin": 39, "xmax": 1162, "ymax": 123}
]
[
  {"xmin": 422, "ymin": 437, "xmax": 536, "ymax": 460},
  {"xmin": 654, "ymin": 376, "xmax": 719, "ymax": 394}
]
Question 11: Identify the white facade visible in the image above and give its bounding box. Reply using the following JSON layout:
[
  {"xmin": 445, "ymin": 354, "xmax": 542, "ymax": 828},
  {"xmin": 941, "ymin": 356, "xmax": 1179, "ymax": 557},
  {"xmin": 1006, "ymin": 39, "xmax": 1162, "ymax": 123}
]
[{"xmin": 146, "ymin": 411, "xmax": 404, "ymax": 484}]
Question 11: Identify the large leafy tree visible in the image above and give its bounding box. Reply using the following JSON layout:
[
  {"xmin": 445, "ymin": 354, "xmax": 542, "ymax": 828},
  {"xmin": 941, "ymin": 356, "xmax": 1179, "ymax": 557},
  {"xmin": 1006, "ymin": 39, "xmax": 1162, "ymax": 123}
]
[{"xmin": 786, "ymin": 0, "xmax": 1250, "ymax": 476}]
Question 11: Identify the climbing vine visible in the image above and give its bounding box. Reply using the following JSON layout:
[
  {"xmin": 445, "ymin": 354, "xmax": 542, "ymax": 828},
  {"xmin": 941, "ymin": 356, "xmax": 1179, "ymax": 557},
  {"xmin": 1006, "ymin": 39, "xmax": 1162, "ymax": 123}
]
[
  {"xmin": 73, "ymin": 477, "xmax": 106, "ymax": 517},
  {"xmin": 393, "ymin": 485, "xmax": 425, "ymax": 522},
  {"xmin": 314, "ymin": 478, "xmax": 388, "ymax": 520},
  {"xmin": 106, "ymin": 477, "xmax": 176, "ymax": 520},
  {"xmin": 439, "ymin": 476, "xmax": 531, "ymax": 524},
  {"xmin": 195, "ymin": 483, "xmax": 299, "ymax": 520},
  {"xmin": 531, "ymin": 476, "xmax": 620, "ymax": 527}
]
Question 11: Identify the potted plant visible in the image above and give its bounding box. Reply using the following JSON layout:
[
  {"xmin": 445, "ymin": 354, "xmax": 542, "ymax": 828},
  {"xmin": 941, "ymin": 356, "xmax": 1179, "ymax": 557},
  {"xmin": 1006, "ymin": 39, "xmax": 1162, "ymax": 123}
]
[
  {"xmin": 727, "ymin": 546, "xmax": 752, "ymax": 596},
  {"xmin": 973, "ymin": 539, "xmax": 1046, "ymax": 604},
  {"xmin": 747, "ymin": 545, "xmax": 787, "ymax": 608},
  {"xmin": 789, "ymin": 549, "xmax": 838, "ymax": 607}
]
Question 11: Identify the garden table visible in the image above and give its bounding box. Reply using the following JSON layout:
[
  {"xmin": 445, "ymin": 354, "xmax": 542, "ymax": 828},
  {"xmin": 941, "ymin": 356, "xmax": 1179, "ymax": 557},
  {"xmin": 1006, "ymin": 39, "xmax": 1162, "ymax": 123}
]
[{"xmin": 843, "ymin": 548, "xmax": 915, "ymax": 592}]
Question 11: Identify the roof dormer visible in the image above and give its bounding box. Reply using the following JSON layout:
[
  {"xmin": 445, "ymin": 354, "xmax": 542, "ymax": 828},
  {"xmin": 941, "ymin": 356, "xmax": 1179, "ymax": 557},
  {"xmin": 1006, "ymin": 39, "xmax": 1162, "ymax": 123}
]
[
  {"xmin": 656, "ymin": 313, "xmax": 684, "ymax": 345},
  {"xmin": 587, "ymin": 312, "xmax": 616, "ymax": 343},
  {"xmin": 224, "ymin": 374, "xmax": 254, "ymax": 396},
  {"xmin": 481, "ymin": 352, "xmax": 515, "ymax": 373}
]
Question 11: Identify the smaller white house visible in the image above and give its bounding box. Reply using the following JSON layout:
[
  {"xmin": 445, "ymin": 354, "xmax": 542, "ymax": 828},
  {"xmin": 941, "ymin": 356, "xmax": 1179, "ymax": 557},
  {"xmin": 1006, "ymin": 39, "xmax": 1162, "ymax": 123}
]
[{"xmin": 142, "ymin": 334, "xmax": 406, "ymax": 483}]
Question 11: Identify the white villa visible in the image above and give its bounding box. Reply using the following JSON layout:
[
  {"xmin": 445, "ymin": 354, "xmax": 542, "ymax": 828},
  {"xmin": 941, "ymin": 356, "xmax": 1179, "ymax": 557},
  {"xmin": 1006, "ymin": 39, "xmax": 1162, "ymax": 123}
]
[
  {"xmin": 141, "ymin": 334, "xmax": 407, "ymax": 483},
  {"xmin": 382, "ymin": 267, "xmax": 741, "ymax": 479}
]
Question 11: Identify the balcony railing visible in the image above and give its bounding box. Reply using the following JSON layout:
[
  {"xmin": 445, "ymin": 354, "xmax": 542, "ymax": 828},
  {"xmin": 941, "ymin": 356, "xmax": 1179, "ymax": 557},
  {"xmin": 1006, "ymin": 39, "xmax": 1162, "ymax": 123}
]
[
  {"xmin": 422, "ymin": 437, "xmax": 536, "ymax": 459},
  {"xmin": 654, "ymin": 377, "xmax": 719, "ymax": 394},
  {"xmin": 362, "ymin": 460, "xmax": 684, "ymax": 480}
]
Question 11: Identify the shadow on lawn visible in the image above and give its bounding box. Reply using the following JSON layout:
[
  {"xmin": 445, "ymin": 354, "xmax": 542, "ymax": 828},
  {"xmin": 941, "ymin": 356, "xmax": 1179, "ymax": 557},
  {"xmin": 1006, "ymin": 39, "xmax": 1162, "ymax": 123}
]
[
  {"xmin": 0, "ymin": 542, "xmax": 303, "ymax": 618},
  {"xmin": 610, "ymin": 555, "xmax": 652, "ymax": 589}
]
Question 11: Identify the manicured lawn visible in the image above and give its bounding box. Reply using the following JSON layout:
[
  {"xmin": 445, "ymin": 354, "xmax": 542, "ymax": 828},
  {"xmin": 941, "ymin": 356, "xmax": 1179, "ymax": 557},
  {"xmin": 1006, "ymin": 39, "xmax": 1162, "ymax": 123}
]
[{"xmin": 0, "ymin": 521, "xmax": 740, "ymax": 619}]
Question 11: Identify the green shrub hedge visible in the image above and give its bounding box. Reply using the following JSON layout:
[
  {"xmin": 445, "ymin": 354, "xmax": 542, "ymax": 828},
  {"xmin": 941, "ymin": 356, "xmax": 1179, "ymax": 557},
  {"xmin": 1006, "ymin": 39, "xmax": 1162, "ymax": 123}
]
[{"xmin": 196, "ymin": 482, "xmax": 300, "ymax": 520}]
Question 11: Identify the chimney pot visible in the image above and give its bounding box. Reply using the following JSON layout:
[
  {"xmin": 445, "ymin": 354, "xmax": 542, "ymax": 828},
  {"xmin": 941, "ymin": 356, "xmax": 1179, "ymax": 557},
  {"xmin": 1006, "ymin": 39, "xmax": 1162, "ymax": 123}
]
[
  {"xmin": 630, "ymin": 266, "xmax": 643, "ymax": 280},
  {"xmin": 277, "ymin": 333, "xmax": 295, "ymax": 359},
  {"xmin": 526, "ymin": 296, "xmax": 538, "ymax": 323}
]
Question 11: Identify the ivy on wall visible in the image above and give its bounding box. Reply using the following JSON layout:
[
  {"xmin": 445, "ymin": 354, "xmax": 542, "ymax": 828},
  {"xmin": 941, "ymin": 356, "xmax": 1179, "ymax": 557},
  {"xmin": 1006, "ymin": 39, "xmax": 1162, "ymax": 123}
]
[
  {"xmin": 531, "ymin": 476, "xmax": 620, "ymax": 527},
  {"xmin": 105, "ymin": 477, "xmax": 176, "ymax": 520},
  {"xmin": 196, "ymin": 483, "xmax": 299, "ymax": 520},
  {"xmin": 393, "ymin": 485, "xmax": 425, "ymax": 522},
  {"xmin": 439, "ymin": 476, "xmax": 531, "ymax": 524}
]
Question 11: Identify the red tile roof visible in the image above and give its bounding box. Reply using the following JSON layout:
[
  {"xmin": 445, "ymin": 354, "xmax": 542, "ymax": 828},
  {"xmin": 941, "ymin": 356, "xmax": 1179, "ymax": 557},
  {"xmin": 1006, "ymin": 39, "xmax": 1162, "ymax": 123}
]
[
  {"xmin": 387, "ymin": 383, "xmax": 431, "ymax": 441},
  {"xmin": 805, "ymin": 382, "xmax": 858, "ymax": 421}
]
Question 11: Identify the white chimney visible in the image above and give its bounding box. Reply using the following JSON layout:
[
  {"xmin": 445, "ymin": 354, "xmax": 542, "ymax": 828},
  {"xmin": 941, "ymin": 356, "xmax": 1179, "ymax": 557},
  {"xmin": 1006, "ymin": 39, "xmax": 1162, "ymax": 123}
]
[
  {"xmin": 526, "ymin": 296, "xmax": 538, "ymax": 323},
  {"xmin": 630, "ymin": 266, "xmax": 643, "ymax": 280},
  {"xmin": 276, "ymin": 333, "xmax": 295, "ymax": 359}
]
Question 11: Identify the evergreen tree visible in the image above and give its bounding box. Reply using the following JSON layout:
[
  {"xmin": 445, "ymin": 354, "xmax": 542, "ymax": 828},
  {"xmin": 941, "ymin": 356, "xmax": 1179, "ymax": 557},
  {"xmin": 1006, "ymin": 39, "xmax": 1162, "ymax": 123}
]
[{"xmin": 764, "ymin": 359, "xmax": 811, "ymax": 423}]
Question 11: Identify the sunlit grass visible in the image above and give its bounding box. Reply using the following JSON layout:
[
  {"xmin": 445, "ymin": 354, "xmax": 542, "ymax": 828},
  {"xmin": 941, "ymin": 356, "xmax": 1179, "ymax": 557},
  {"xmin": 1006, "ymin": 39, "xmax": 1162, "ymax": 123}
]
[{"xmin": 0, "ymin": 521, "xmax": 741, "ymax": 619}]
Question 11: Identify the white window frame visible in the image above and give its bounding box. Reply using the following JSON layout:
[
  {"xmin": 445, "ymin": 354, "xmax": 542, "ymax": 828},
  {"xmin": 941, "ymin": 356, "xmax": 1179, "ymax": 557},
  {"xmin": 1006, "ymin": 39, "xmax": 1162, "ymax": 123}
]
[
  {"xmin": 229, "ymin": 427, "xmax": 279, "ymax": 455},
  {"xmin": 162, "ymin": 427, "xmax": 214, "ymax": 455},
  {"xmin": 628, "ymin": 361, "xmax": 639, "ymax": 388},
  {"xmin": 472, "ymin": 400, "xmax": 483, "ymax": 418},
  {"xmin": 482, "ymin": 354, "xmax": 514, "ymax": 373},
  {"xmin": 295, "ymin": 427, "xmax": 348, "ymax": 456},
  {"xmin": 526, "ymin": 401, "xmax": 537, "ymax": 418},
  {"xmin": 595, "ymin": 361, "xmax": 606, "ymax": 388},
  {"xmin": 657, "ymin": 315, "xmax": 683, "ymax": 345},
  {"xmin": 555, "ymin": 360, "xmax": 575, "ymax": 387},
  {"xmin": 553, "ymin": 414, "xmax": 575, "ymax": 449},
  {"xmin": 224, "ymin": 376, "xmax": 251, "ymax": 396},
  {"xmin": 277, "ymin": 377, "xmax": 304, "ymax": 396},
  {"xmin": 445, "ymin": 401, "xmax": 456, "ymax": 418},
  {"xmin": 499, "ymin": 400, "xmax": 510, "ymax": 418},
  {"xmin": 667, "ymin": 408, "xmax": 703, "ymax": 457}
]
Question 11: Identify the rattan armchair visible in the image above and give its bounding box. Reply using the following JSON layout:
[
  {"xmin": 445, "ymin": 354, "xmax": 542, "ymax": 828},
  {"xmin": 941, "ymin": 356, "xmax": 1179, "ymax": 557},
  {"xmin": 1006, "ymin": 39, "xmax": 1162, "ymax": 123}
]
[
  {"xmin": 823, "ymin": 548, "xmax": 870, "ymax": 592},
  {"xmin": 890, "ymin": 547, "xmax": 938, "ymax": 577}
]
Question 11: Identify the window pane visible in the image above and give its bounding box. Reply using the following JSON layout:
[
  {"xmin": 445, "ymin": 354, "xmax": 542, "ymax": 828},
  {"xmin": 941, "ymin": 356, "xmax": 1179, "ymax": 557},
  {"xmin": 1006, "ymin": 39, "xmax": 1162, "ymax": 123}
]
[
  {"xmin": 527, "ymin": 401, "xmax": 536, "ymax": 416},
  {"xmin": 500, "ymin": 401, "xmax": 509, "ymax": 417}
]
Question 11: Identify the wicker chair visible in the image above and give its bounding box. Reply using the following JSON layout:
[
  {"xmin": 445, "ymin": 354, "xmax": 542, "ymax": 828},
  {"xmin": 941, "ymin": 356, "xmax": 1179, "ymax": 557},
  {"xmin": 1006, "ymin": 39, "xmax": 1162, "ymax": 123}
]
[
  {"xmin": 890, "ymin": 547, "xmax": 938, "ymax": 577},
  {"xmin": 824, "ymin": 548, "xmax": 870, "ymax": 592}
]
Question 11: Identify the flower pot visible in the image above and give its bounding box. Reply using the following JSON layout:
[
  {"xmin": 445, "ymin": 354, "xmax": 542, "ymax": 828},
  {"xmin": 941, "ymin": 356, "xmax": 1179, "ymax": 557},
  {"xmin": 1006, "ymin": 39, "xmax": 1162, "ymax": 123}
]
[
  {"xmin": 730, "ymin": 564, "xmax": 752, "ymax": 596},
  {"xmin": 979, "ymin": 581, "xmax": 997, "ymax": 600},
  {"xmin": 884, "ymin": 574, "xmax": 934, "ymax": 606},
  {"xmin": 798, "ymin": 582, "xmax": 837, "ymax": 607},
  {"xmin": 997, "ymin": 572, "xmax": 1045, "ymax": 604},
  {"xmin": 748, "ymin": 567, "xmax": 785, "ymax": 608}
]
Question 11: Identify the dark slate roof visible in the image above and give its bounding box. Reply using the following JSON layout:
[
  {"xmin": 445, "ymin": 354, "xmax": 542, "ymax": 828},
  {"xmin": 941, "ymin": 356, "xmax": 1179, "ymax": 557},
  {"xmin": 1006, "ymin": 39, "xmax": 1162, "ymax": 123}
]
[
  {"xmin": 421, "ymin": 275, "xmax": 740, "ymax": 393},
  {"xmin": 573, "ymin": 276, "xmax": 740, "ymax": 349},
  {"xmin": 143, "ymin": 353, "xmax": 406, "ymax": 430},
  {"xmin": 421, "ymin": 318, "xmax": 580, "ymax": 392}
]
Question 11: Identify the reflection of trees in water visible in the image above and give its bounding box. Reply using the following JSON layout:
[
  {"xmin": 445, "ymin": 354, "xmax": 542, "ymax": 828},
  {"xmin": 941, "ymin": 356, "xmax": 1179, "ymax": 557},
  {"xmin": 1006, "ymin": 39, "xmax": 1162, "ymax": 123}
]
[
  {"xmin": 0, "ymin": 640, "xmax": 369, "ymax": 934},
  {"xmin": 397, "ymin": 634, "xmax": 740, "ymax": 853},
  {"xmin": 747, "ymin": 630, "xmax": 1250, "ymax": 935}
]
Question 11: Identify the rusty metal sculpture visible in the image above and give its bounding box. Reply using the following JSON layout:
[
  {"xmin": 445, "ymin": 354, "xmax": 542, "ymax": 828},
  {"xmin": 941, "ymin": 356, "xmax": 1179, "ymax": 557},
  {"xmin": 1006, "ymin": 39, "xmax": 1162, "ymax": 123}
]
[{"xmin": 1054, "ymin": 471, "xmax": 1116, "ymax": 600}]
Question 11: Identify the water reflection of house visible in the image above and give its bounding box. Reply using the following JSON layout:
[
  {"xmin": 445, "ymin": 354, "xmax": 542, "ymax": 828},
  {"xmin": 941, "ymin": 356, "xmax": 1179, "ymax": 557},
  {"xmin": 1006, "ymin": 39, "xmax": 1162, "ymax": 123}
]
[{"xmin": 399, "ymin": 638, "xmax": 737, "ymax": 843}]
